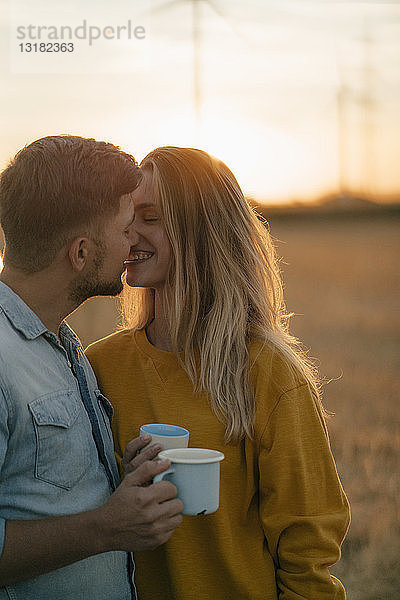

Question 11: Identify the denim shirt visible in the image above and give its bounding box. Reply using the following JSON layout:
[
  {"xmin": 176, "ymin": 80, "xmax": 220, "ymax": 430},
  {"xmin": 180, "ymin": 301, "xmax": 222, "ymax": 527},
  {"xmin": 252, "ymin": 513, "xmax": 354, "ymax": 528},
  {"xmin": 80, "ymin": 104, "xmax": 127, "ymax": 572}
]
[{"xmin": 0, "ymin": 282, "xmax": 135, "ymax": 599}]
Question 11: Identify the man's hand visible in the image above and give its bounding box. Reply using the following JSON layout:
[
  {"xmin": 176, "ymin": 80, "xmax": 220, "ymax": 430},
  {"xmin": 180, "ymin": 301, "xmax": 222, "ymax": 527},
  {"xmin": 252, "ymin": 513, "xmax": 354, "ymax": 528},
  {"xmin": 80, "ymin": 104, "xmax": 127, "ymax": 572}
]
[
  {"xmin": 121, "ymin": 434, "xmax": 162, "ymax": 475},
  {"xmin": 96, "ymin": 458, "xmax": 183, "ymax": 552},
  {"xmin": 0, "ymin": 459, "xmax": 183, "ymax": 586}
]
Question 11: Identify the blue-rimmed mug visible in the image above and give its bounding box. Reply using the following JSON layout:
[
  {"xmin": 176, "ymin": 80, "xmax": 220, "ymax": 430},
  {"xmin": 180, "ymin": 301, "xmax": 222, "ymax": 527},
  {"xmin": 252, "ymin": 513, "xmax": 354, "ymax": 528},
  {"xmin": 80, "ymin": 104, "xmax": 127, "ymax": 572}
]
[{"xmin": 140, "ymin": 423, "xmax": 189, "ymax": 452}]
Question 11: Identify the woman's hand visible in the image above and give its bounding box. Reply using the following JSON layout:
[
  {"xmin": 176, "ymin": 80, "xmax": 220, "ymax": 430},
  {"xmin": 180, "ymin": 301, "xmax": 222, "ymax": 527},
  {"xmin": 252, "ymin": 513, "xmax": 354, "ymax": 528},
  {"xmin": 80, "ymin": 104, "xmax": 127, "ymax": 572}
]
[{"xmin": 121, "ymin": 434, "xmax": 162, "ymax": 476}]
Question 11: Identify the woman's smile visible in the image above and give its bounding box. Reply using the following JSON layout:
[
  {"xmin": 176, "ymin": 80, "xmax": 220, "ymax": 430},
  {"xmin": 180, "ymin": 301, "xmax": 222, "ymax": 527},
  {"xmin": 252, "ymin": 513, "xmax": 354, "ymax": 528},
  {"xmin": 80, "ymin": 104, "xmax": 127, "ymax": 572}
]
[{"xmin": 125, "ymin": 251, "xmax": 155, "ymax": 266}]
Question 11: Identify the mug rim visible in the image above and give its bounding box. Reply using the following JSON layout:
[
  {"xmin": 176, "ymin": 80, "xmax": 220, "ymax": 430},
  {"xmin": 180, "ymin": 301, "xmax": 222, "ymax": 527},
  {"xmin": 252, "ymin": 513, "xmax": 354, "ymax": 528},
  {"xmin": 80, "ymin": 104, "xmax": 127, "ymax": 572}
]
[
  {"xmin": 158, "ymin": 448, "xmax": 225, "ymax": 464},
  {"xmin": 140, "ymin": 423, "xmax": 189, "ymax": 437}
]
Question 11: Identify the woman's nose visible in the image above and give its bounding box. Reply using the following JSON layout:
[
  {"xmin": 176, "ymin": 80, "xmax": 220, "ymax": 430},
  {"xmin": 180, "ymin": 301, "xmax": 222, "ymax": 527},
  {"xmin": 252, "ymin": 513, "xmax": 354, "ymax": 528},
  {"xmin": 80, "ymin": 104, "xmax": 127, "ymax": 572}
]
[{"xmin": 129, "ymin": 226, "xmax": 140, "ymax": 246}]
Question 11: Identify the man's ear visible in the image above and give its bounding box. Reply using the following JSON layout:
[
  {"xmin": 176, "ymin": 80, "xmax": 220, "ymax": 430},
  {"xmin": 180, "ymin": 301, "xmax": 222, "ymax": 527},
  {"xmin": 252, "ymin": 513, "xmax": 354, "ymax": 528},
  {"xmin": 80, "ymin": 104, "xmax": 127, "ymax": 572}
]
[{"xmin": 68, "ymin": 237, "xmax": 91, "ymax": 272}]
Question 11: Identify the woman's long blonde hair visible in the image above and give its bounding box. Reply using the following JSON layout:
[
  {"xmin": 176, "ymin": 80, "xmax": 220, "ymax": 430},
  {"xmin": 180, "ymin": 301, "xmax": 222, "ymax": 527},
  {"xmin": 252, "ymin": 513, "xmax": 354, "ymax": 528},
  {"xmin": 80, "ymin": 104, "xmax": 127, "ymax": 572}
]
[{"xmin": 120, "ymin": 147, "xmax": 320, "ymax": 443}]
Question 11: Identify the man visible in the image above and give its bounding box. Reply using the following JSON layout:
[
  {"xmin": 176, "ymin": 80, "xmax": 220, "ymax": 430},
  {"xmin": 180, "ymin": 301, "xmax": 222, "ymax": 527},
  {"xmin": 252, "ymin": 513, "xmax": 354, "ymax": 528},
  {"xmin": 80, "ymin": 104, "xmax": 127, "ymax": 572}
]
[{"xmin": 0, "ymin": 135, "xmax": 183, "ymax": 599}]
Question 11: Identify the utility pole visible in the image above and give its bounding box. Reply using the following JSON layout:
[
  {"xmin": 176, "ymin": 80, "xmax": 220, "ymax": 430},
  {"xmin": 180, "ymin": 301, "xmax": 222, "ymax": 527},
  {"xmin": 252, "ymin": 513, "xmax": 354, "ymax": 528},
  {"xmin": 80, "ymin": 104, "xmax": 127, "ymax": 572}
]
[
  {"xmin": 336, "ymin": 51, "xmax": 351, "ymax": 200},
  {"xmin": 336, "ymin": 19, "xmax": 376, "ymax": 202}
]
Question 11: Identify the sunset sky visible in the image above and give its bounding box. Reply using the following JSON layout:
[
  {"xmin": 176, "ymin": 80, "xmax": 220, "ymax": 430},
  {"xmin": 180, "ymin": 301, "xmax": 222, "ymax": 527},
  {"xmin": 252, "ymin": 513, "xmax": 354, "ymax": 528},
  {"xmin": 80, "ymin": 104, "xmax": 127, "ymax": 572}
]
[{"xmin": 1, "ymin": 0, "xmax": 400, "ymax": 204}]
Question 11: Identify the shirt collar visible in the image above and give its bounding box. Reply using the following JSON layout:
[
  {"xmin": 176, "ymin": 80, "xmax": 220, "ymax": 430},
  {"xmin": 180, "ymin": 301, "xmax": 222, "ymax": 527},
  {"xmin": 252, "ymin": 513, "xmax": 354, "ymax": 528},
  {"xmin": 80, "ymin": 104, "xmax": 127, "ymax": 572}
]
[
  {"xmin": 0, "ymin": 281, "xmax": 80, "ymax": 346},
  {"xmin": 0, "ymin": 281, "xmax": 48, "ymax": 339},
  {"xmin": 59, "ymin": 321, "xmax": 82, "ymax": 348}
]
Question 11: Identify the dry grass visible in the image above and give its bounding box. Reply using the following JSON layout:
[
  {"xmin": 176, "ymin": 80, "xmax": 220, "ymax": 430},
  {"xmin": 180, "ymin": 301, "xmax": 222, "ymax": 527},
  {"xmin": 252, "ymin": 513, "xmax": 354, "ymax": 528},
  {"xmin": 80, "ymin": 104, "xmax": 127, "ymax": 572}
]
[
  {"xmin": 68, "ymin": 214, "xmax": 400, "ymax": 599},
  {"xmin": 270, "ymin": 215, "xmax": 400, "ymax": 600}
]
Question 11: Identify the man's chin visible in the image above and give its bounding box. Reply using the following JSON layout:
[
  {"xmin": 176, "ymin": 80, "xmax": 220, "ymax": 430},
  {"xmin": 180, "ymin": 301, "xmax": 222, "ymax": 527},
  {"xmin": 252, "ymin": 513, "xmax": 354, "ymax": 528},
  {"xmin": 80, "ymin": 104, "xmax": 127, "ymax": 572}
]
[
  {"xmin": 69, "ymin": 279, "xmax": 124, "ymax": 304},
  {"xmin": 89, "ymin": 280, "xmax": 124, "ymax": 299}
]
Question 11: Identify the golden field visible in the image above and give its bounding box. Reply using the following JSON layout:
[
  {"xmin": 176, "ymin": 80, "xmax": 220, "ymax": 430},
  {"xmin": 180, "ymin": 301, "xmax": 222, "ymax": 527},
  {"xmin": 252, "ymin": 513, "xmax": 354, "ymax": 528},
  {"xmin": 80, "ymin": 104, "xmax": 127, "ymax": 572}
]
[
  {"xmin": 68, "ymin": 212, "xmax": 400, "ymax": 599},
  {"xmin": 269, "ymin": 213, "xmax": 400, "ymax": 600}
]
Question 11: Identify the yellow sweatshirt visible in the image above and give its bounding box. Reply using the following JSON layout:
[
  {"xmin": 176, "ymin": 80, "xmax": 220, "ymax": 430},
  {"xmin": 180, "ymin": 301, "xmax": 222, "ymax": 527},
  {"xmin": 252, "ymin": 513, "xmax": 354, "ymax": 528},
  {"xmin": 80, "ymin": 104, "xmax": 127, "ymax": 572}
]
[{"xmin": 86, "ymin": 328, "xmax": 350, "ymax": 600}]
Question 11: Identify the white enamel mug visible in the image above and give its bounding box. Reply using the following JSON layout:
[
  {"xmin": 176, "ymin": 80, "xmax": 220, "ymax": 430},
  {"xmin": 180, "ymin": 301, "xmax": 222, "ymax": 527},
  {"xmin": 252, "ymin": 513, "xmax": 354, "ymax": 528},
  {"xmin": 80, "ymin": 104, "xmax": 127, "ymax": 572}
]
[{"xmin": 153, "ymin": 448, "xmax": 224, "ymax": 516}]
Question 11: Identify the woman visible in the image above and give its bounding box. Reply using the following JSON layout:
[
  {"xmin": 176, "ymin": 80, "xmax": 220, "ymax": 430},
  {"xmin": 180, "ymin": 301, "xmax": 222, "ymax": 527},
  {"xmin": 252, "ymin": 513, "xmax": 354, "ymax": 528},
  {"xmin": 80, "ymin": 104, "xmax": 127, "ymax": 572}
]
[{"xmin": 86, "ymin": 147, "xmax": 350, "ymax": 600}]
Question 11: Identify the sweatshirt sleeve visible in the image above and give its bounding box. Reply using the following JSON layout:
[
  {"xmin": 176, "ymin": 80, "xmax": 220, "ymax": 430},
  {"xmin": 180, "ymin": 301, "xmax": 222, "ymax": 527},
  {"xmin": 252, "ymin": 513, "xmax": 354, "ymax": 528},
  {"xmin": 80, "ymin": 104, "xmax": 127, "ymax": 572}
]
[{"xmin": 258, "ymin": 383, "xmax": 350, "ymax": 599}]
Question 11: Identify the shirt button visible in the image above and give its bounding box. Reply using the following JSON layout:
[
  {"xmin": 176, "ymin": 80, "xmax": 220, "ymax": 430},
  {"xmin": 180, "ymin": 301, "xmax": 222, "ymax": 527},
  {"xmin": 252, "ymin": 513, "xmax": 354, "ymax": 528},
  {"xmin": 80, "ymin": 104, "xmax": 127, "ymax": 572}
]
[{"xmin": 67, "ymin": 360, "xmax": 72, "ymax": 368}]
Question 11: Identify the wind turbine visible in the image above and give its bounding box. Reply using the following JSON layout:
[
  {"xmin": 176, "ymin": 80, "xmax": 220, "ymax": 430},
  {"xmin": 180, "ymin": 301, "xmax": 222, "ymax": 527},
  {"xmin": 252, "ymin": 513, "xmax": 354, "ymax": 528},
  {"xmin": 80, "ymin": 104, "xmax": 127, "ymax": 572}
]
[
  {"xmin": 358, "ymin": 21, "xmax": 376, "ymax": 199},
  {"xmin": 152, "ymin": 0, "xmax": 245, "ymax": 141}
]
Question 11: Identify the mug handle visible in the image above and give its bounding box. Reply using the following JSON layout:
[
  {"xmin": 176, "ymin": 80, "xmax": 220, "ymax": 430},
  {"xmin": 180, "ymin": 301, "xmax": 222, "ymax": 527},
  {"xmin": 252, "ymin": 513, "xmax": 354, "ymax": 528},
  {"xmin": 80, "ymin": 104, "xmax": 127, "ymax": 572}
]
[{"xmin": 153, "ymin": 467, "xmax": 175, "ymax": 483}]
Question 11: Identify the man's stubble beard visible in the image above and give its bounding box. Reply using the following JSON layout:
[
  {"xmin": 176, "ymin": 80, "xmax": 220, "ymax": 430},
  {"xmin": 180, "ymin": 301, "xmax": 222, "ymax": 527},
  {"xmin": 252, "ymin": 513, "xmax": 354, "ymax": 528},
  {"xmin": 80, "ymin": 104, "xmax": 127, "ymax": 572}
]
[{"xmin": 68, "ymin": 241, "xmax": 124, "ymax": 305}]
